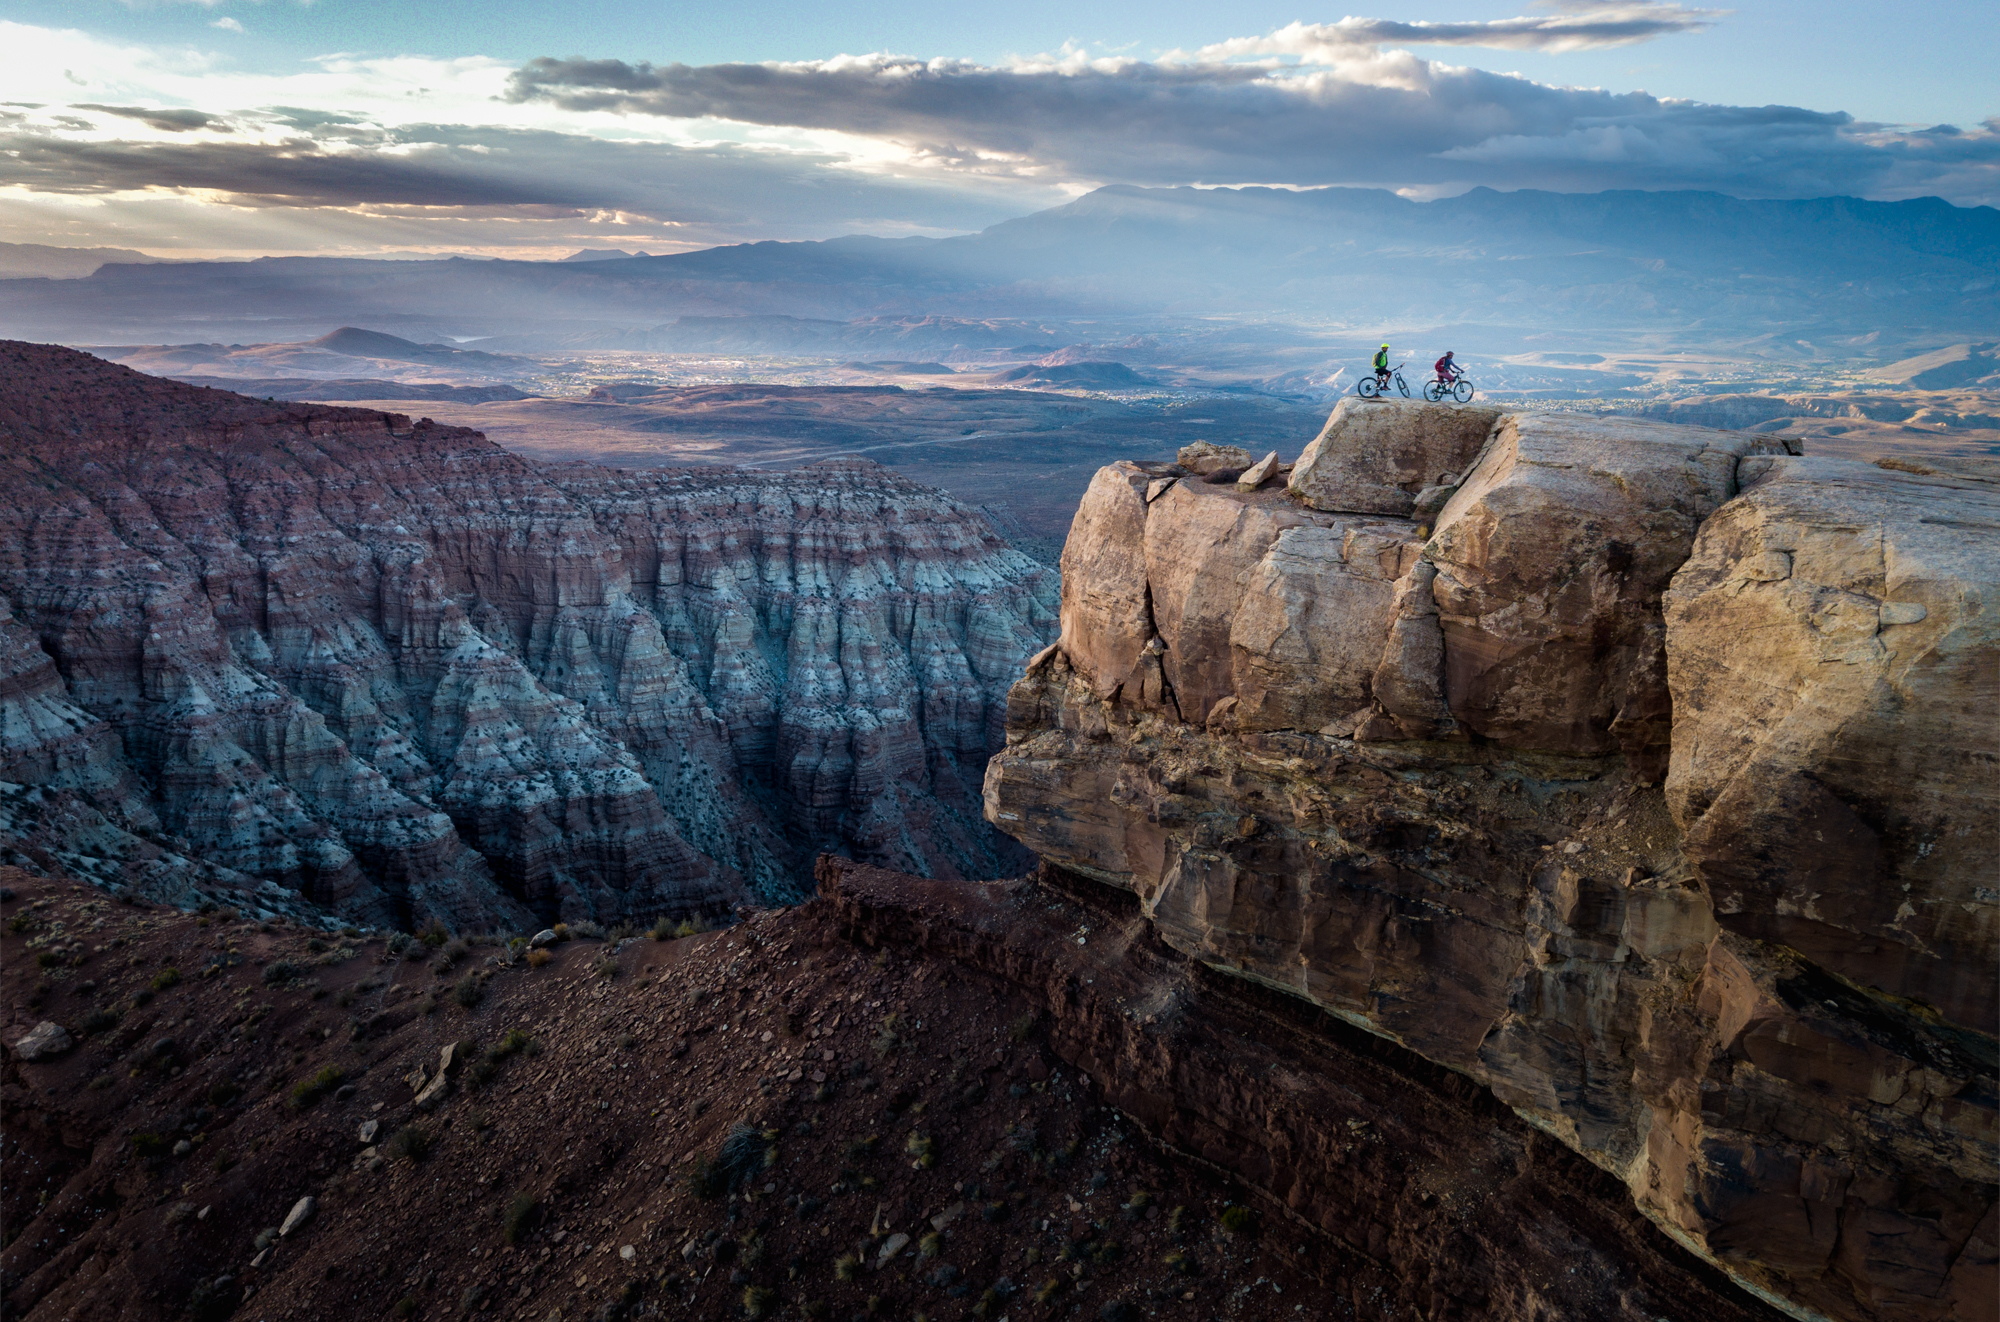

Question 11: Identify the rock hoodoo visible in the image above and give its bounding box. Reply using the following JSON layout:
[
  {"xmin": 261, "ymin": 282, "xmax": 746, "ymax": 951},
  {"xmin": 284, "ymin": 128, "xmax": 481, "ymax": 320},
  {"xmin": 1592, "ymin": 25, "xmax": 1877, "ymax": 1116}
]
[
  {"xmin": 987, "ymin": 401, "xmax": 1997, "ymax": 1322},
  {"xmin": 0, "ymin": 343, "xmax": 1056, "ymax": 929}
]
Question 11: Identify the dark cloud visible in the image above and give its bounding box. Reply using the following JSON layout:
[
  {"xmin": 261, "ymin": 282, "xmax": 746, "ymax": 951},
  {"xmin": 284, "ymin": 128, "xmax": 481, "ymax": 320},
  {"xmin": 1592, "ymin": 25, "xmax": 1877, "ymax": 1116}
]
[
  {"xmin": 505, "ymin": 53, "xmax": 2000, "ymax": 206},
  {"xmin": 73, "ymin": 103, "xmax": 232, "ymax": 134},
  {"xmin": 0, "ymin": 124, "xmax": 1035, "ymax": 236}
]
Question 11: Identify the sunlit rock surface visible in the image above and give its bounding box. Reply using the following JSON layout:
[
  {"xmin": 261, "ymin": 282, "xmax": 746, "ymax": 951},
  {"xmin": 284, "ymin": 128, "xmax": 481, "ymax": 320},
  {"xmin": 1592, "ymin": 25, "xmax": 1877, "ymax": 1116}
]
[{"xmin": 989, "ymin": 401, "xmax": 1997, "ymax": 1322}]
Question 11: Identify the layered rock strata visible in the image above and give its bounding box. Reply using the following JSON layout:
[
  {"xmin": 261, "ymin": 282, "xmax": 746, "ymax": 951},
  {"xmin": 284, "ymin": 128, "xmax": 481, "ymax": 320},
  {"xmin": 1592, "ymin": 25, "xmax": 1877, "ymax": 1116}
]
[
  {"xmin": 822, "ymin": 855, "xmax": 1787, "ymax": 1322},
  {"xmin": 987, "ymin": 402, "xmax": 1997, "ymax": 1322},
  {"xmin": 0, "ymin": 343, "xmax": 1055, "ymax": 929}
]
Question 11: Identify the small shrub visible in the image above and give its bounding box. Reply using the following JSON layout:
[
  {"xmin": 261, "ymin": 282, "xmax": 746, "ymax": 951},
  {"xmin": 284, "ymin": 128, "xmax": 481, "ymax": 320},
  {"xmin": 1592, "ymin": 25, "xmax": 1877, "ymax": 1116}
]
[
  {"xmin": 208, "ymin": 1079, "xmax": 242, "ymax": 1107},
  {"xmin": 289, "ymin": 1065, "xmax": 344, "ymax": 1110},
  {"xmin": 262, "ymin": 960, "xmax": 300, "ymax": 986},
  {"xmin": 833, "ymin": 1253, "xmax": 860, "ymax": 1283},
  {"xmin": 1008, "ymin": 1012, "xmax": 1036, "ymax": 1043},
  {"xmin": 441, "ymin": 938, "xmax": 470, "ymax": 965},
  {"xmin": 1034, "ymin": 1277, "xmax": 1065, "ymax": 1304},
  {"xmin": 1089, "ymin": 1240, "xmax": 1123, "ymax": 1265},
  {"xmin": 608, "ymin": 922, "xmax": 637, "ymax": 942},
  {"xmin": 526, "ymin": 948, "xmax": 551, "ymax": 969},
  {"xmin": 972, "ymin": 1290, "xmax": 1002, "ymax": 1318},
  {"xmin": 417, "ymin": 920, "xmax": 448, "ymax": 948},
  {"xmin": 131, "ymin": 987, "xmax": 154, "ymax": 1007},
  {"xmin": 131, "ymin": 1132, "xmax": 170, "ymax": 1158},
  {"xmin": 843, "ymin": 1134, "xmax": 880, "ymax": 1161},
  {"xmin": 647, "ymin": 918, "xmax": 674, "ymax": 941},
  {"xmin": 551, "ymin": 923, "xmax": 570, "ymax": 941},
  {"xmin": 569, "ymin": 920, "xmax": 604, "ymax": 940},
  {"xmin": 80, "ymin": 1006, "xmax": 119, "ymax": 1036},
  {"xmin": 673, "ymin": 916, "xmax": 709, "ymax": 938},
  {"xmin": 904, "ymin": 1132, "xmax": 937, "ymax": 1168},
  {"xmin": 451, "ymin": 974, "xmax": 483, "ymax": 1009},
  {"xmin": 394, "ymin": 1295, "xmax": 418, "ymax": 1319},
  {"xmin": 917, "ymin": 1233, "xmax": 942, "ymax": 1261},
  {"xmin": 1218, "ymin": 1204, "xmax": 1256, "ymax": 1237},
  {"xmin": 150, "ymin": 968, "xmax": 181, "ymax": 991},
  {"xmin": 1163, "ymin": 1250, "xmax": 1197, "ymax": 1276},
  {"xmin": 386, "ymin": 1123, "xmax": 431, "ymax": 1162},
  {"xmin": 502, "ymin": 1192, "xmax": 540, "ymax": 1244},
  {"xmin": 593, "ymin": 955, "xmax": 618, "ymax": 980},
  {"xmin": 741, "ymin": 1285, "xmax": 778, "ymax": 1319}
]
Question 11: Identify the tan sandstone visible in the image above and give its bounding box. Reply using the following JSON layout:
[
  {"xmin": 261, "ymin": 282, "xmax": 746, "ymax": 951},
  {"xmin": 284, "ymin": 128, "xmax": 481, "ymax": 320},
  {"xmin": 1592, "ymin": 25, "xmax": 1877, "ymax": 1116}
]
[{"xmin": 1287, "ymin": 398, "xmax": 1502, "ymax": 515}]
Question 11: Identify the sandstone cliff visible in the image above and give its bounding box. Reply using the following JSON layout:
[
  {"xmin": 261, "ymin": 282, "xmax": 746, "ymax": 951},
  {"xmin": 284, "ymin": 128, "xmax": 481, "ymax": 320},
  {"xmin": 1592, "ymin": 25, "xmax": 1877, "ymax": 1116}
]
[
  {"xmin": 0, "ymin": 343, "xmax": 1055, "ymax": 929},
  {"xmin": 986, "ymin": 398, "xmax": 1998, "ymax": 1322}
]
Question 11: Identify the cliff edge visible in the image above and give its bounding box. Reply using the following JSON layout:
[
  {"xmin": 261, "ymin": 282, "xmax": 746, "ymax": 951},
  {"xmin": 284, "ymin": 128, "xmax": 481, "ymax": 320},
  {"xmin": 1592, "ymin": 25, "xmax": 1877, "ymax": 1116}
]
[{"xmin": 985, "ymin": 398, "xmax": 1999, "ymax": 1322}]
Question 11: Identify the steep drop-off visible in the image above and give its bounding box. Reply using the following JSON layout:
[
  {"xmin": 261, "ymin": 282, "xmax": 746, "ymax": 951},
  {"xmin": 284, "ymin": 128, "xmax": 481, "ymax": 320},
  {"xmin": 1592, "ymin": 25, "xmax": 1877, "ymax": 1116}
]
[
  {"xmin": 0, "ymin": 343, "xmax": 1056, "ymax": 929},
  {"xmin": 986, "ymin": 400, "xmax": 1998, "ymax": 1322}
]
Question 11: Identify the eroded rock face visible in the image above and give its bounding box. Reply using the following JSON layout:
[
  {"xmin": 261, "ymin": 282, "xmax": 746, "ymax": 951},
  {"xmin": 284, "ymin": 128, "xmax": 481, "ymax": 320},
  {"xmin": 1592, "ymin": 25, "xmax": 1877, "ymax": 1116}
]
[
  {"xmin": 1287, "ymin": 398, "xmax": 1502, "ymax": 516},
  {"xmin": 0, "ymin": 343, "xmax": 1055, "ymax": 928},
  {"xmin": 1664, "ymin": 455, "xmax": 2000, "ymax": 1033},
  {"xmin": 990, "ymin": 408, "xmax": 1996, "ymax": 1322},
  {"xmin": 1429, "ymin": 412, "xmax": 1789, "ymax": 774}
]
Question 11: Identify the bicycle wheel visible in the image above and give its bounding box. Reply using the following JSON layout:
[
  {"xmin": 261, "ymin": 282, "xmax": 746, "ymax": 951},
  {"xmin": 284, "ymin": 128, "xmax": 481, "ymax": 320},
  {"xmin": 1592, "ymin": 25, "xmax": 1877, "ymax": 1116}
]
[
  {"xmin": 1423, "ymin": 381, "xmax": 1443, "ymax": 402},
  {"xmin": 1357, "ymin": 376, "xmax": 1380, "ymax": 398},
  {"xmin": 1395, "ymin": 373, "xmax": 1410, "ymax": 398},
  {"xmin": 1453, "ymin": 379, "xmax": 1474, "ymax": 403}
]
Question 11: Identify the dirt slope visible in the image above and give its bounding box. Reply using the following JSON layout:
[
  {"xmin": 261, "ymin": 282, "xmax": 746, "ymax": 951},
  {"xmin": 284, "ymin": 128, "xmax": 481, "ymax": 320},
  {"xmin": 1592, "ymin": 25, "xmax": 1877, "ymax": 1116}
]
[{"xmin": 2, "ymin": 861, "xmax": 1780, "ymax": 1322}]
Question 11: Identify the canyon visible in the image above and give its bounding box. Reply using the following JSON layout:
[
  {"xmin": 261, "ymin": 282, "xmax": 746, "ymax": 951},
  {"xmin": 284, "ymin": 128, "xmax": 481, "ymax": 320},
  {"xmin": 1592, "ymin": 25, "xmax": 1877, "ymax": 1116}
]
[
  {"xmin": 0, "ymin": 343, "xmax": 1056, "ymax": 930},
  {"xmin": 984, "ymin": 399, "xmax": 1998, "ymax": 1321},
  {"xmin": 2, "ymin": 344, "xmax": 1993, "ymax": 1322}
]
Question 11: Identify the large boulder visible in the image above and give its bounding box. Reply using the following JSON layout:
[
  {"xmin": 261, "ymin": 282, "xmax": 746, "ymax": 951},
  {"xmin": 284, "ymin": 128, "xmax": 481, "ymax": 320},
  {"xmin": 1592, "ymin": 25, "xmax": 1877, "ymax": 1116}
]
[
  {"xmin": 1287, "ymin": 399, "xmax": 1501, "ymax": 516},
  {"xmin": 1055, "ymin": 462, "xmax": 1159, "ymax": 698},
  {"xmin": 12, "ymin": 1021, "xmax": 73, "ymax": 1061},
  {"xmin": 1664, "ymin": 455, "xmax": 2000, "ymax": 1031},
  {"xmin": 1424, "ymin": 412, "xmax": 1785, "ymax": 773}
]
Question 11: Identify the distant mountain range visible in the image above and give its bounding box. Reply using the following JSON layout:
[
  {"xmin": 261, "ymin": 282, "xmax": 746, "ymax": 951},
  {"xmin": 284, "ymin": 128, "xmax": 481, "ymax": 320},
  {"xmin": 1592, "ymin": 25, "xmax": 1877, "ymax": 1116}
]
[
  {"xmin": 86, "ymin": 327, "xmax": 536, "ymax": 382},
  {"xmin": 3, "ymin": 187, "xmax": 1994, "ymax": 355}
]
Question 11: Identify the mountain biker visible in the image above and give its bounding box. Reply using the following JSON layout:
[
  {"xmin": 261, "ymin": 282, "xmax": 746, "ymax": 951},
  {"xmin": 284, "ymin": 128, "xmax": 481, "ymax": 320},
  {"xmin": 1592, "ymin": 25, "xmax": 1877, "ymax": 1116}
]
[
  {"xmin": 1434, "ymin": 351, "xmax": 1463, "ymax": 385},
  {"xmin": 1373, "ymin": 344, "xmax": 1391, "ymax": 388}
]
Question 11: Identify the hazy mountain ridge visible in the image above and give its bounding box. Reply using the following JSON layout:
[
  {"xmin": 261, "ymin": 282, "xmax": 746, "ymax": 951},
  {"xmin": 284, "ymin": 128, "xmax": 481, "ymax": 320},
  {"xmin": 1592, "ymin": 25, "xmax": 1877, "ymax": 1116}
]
[{"xmin": 4, "ymin": 186, "xmax": 1992, "ymax": 350}]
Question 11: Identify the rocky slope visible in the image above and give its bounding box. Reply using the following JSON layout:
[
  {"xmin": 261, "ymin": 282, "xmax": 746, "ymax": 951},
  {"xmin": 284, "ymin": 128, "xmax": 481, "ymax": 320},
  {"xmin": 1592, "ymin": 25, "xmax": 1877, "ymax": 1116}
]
[
  {"xmin": 0, "ymin": 342, "xmax": 1055, "ymax": 930},
  {"xmin": 2, "ymin": 863, "xmax": 1783, "ymax": 1322},
  {"xmin": 985, "ymin": 399, "xmax": 1998, "ymax": 1322}
]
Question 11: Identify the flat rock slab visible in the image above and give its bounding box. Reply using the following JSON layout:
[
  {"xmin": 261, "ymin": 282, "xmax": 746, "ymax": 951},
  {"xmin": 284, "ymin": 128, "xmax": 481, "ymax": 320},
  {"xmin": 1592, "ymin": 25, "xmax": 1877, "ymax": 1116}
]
[{"xmin": 1288, "ymin": 399, "xmax": 1501, "ymax": 516}]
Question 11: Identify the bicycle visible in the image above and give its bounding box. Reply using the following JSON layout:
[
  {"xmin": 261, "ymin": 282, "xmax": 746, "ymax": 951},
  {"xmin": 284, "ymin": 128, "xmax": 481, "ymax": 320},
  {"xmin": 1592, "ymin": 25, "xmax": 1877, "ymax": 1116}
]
[
  {"xmin": 1356, "ymin": 364, "xmax": 1410, "ymax": 398},
  {"xmin": 1424, "ymin": 375, "xmax": 1476, "ymax": 403}
]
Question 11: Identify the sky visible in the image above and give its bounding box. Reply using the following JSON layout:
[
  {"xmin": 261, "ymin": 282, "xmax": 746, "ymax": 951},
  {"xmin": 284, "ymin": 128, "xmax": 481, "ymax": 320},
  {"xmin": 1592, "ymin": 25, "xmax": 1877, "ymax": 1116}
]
[{"xmin": 0, "ymin": 0, "xmax": 1994, "ymax": 261}]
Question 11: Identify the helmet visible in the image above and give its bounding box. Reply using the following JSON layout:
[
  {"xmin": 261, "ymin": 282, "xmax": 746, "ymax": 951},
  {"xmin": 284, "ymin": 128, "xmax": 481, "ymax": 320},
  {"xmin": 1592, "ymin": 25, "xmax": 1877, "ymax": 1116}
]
[
  {"xmin": 1445, "ymin": 350, "xmax": 1454, "ymax": 357},
  {"xmin": 1381, "ymin": 342, "xmax": 1389, "ymax": 348}
]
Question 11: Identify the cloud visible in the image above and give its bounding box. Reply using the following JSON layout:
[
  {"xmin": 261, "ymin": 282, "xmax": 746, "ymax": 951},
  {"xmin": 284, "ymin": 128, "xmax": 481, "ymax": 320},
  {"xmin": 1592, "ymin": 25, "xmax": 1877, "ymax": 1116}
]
[
  {"xmin": 212, "ymin": 17, "xmax": 244, "ymax": 32},
  {"xmin": 504, "ymin": 47, "xmax": 2000, "ymax": 205},
  {"xmin": 1186, "ymin": 5, "xmax": 1724, "ymax": 61},
  {"xmin": 0, "ymin": 122, "xmax": 1046, "ymax": 241},
  {"xmin": 72, "ymin": 103, "xmax": 232, "ymax": 133}
]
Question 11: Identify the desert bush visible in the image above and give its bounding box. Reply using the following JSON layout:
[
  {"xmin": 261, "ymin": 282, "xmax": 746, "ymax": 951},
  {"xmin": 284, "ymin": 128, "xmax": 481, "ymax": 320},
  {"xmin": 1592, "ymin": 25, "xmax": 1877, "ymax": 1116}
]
[
  {"xmin": 502, "ymin": 1192, "xmax": 540, "ymax": 1244},
  {"xmin": 833, "ymin": 1253, "xmax": 860, "ymax": 1283},
  {"xmin": 593, "ymin": 955, "xmax": 619, "ymax": 980},
  {"xmin": 526, "ymin": 948, "xmax": 551, "ymax": 968},
  {"xmin": 1008, "ymin": 1012, "xmax": 1036, "ymax": 1043},
  {"xmin": 1218, "ymin": 1204, "xmax": 1256, "ymax": 1237},
  {"xmin": 917, "ymin": 1233, "xmax": 942, "ymax": 1261},
  {"xmin": 451, "ymin": 974, "xmax": 483, "ymax": 1009},
  {"xmin": 208, "ymin": 1079, "xmax": 242, "ymax": 1107},
  {"xmin": 551, "ymin": 922, "xmax": 570, "ymax": 941},
  {"xmin": 417, "ymin": 920, "xmax": 448, "ymax": 948},
  {"xmin": 151, "ymin": 968, "xmax": 181, "ymax": 991},
  {"xmin": 131, "ymin": 1131, "xmax": 170, "ymax": 1158},
  {"xmin": 843, "ymin": 1134, "xmax": 879, "ymax": 1161},
  {"xmin": 1167, "ymin": 1205, "xmax": 1188, "ymax": 1234},
  {"xmin": 289, "ymin": 1065, "xmax": 344, "ymax": 1109},
  {"xmin": 569, "ymin": 920, "xmax": 604, "ymax": 940},
  {"xmin": 262, "ymin": 960, "xmax": 300, "ymax": 986},
  {"xmin": 608, "ymin": 922, "xmax": 637, "ymax": 942},
  {"xmin": 1162, "ymin": 1249, "xmax": 1197, "ymax": 1276},
  {"xmin": 904, "ymin": 1132, "xmax": 937, "ymax": 1168},
  {"xmin": 1034, "ymin": 1277, "xmax": 1065, "ymax": 1304},
  {"xmin": 80, "ymin": 1006, "xmax": 119, "ymax": 1036},
  {"xmin": 673, "ymin": 916, "xmax": 708, "ymax": 938},
  {"xmin": 441, "ymin": 938, "xmax": 470, "ymax": 965},
  {"xmin": 386, "ymin": 1123, "xmax": 431, "ymax": 1162},
  {"xmin": 393, "ymin": 1297, "xmax": 417, "ymax": 1319},
  {"xmin": 647, "ymin": 918, "xmax": 674, "ymax": 941},
  {"xmin": 741, "ymin": 1286, "xmax": 778, "ymax": 1319}
]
